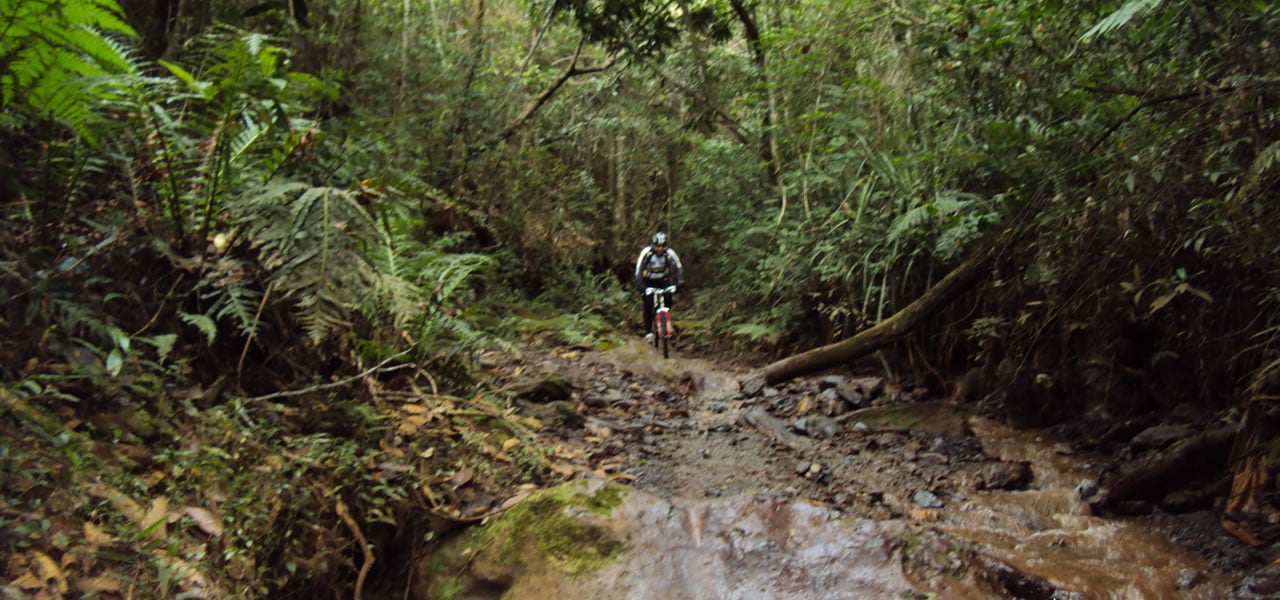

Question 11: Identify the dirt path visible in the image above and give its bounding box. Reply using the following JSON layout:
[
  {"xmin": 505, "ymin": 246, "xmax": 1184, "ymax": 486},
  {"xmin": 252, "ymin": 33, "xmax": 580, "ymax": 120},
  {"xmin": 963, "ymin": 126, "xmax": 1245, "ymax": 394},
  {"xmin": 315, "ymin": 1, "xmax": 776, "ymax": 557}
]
[{"xmin": 487, "ymin": 339, "xmax": 1255, "ymax": 598}]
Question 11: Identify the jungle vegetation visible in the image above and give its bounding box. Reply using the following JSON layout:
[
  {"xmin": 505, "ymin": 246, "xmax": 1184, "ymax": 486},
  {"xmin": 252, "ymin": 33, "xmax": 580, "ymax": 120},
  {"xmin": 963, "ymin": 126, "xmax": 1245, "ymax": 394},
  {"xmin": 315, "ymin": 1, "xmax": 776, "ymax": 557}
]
[{"xmin": 2, "ymin": 0, "xmax": 1279, "ymax": 596}]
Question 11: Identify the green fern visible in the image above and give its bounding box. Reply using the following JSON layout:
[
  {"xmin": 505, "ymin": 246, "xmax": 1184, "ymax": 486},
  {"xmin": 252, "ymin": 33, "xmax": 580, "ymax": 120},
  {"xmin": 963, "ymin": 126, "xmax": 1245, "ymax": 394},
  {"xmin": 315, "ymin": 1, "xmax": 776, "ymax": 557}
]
[
  {"xmin": 230, "ymin": 182, "xmax": 386, "ymax": 345},
  {"xmin": 0, "ymin": 0, "xmax": 138, "ymax": 141}
]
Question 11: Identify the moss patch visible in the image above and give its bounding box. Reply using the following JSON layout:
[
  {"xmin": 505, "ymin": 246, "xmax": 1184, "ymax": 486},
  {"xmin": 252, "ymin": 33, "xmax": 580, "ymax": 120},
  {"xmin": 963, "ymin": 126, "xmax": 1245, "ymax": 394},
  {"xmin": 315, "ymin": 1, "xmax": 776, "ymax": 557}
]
[{"xmin": 481, "ymin": 481, "xmax": 629, "ymax": 574}]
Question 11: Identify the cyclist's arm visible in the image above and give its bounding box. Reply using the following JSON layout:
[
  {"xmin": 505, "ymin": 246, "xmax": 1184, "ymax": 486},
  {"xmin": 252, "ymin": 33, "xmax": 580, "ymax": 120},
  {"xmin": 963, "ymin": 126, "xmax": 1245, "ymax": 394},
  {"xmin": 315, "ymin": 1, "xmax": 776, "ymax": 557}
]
[
  {"xmin": 667, "ymin": 249, "xmax": 684, "ymax": 285},
  {"xmin": 634, "ymin": 248, "xmax": 650, "ymax": 291}
]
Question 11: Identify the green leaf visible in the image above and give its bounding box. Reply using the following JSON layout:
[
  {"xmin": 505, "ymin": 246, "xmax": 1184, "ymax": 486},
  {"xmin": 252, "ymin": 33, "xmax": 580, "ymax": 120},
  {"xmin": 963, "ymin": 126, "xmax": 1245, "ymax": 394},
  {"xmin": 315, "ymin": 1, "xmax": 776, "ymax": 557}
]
[
  {"xmin": 180, "ymin": 312, "xmax": 218, "ymax": 345},
  {"xmin": 158, "ymin": 59, "xmax": 212, "ymax": 99},
  {"xmin": 1148, "ymin": 291, "xmax": 1176, "ymax": 314},
  {"xmin": 144, "ymin": 334, "xmax": 178, "ymax": 361},
  {"xmin": 107, "ymin": 325, "xmax": 130, "ymax": 352},
  {"xmin": 106, "ymin": 349, "xmax": 124, "ymax": 376}
]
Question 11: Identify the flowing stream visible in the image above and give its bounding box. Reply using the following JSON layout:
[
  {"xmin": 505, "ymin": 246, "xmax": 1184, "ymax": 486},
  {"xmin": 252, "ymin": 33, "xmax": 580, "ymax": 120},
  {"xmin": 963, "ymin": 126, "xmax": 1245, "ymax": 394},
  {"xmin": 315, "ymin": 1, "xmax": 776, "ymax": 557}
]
[{"xmin": 936, "ymin": 418, "xmax": 1232, "ymax": 598}]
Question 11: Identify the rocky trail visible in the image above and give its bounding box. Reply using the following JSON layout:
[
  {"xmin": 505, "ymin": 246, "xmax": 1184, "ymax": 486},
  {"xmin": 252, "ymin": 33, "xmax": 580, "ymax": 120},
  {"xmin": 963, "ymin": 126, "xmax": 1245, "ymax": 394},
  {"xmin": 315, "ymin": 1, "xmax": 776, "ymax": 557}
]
[{"xmin": 420, "ymin": 338, "xmax": 1266, "ymax": 599}]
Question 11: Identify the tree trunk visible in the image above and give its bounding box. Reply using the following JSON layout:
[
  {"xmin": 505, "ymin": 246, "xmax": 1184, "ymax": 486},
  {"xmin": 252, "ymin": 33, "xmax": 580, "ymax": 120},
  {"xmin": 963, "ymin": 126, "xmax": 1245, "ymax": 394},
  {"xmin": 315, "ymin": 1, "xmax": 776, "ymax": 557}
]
[
  {"xmin": 728, "ymin": 0, "xmax": 779, "ymax": 187},
  {"xmin": 749, "ymin": 250, "xmax": 991, "ymax": 387}
]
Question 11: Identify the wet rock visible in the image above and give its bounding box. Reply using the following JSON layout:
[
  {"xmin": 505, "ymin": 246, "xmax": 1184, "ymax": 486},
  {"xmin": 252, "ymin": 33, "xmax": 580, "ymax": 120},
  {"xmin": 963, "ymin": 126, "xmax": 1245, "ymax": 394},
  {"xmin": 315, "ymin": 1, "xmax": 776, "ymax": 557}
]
[
  {"xmin": 816, "ymin": 388, "xmax": 842, "ymax": 414},
  {"xmin": 1129, "ymin": 423, "xmax": 1194, "ymax": 451},
  {"xmin": 817, "ymin": 375, "xmax": 846, "ymax": 389},
  {"xmin": 981, "ymin": 556, "xmax": 1062, "ymax": 600},
  {"xmin": 846, "ymin": 376, "xmax": 885, "ymax": 398},
  {"xmin": 510, "ymin": 374, "xmax": 574, "ymax": 403},
  {"xmin": 975, "ymin": 461, "xmax": 1033, "ymax": 491},
  {"xmin": 1075, "ymin": 478, "xmax": 1099, "ymax": 501},
  {"xmin": 529, "ymin": 400, "xmax": 585, "ymax": 428},
  {"xmin": 793, "ymin": 415, "xmax": 840, "ymax": 439},
  {"xmin": 1161, "ymin": 489, "xmax": 1211, "ymax": 513},
  {"xmin": 1110, "ymin": 500, "xmax": 1154, "ymax": 516},
  {"xmin": 739, "ymin": 374, "xmax": 765, "ymax": 397},
  {"xmin": 912, "ymin": 490, "xmax": 944, "ymax": 509},
  {"xmin": 834, "ymin": 402, "xmax": 971, "ymax": 437},
  {"xmin": 1177, "ymin": 568, "xmax": 1204, "ymax": 590},
  {"xmin": 740, "ymin": 408, "xmax": 812, "ymax": 450},
  {"xmin": 1230, "ymin": 560, "xmax": 1280, "ymax": 599}
]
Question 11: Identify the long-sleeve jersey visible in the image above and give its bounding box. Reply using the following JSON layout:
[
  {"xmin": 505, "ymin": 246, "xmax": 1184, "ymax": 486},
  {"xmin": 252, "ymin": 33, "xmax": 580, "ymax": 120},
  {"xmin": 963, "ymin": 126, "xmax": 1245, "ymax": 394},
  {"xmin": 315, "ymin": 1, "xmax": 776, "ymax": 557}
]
[{"xmin": 634, "ymin": 245, "xmax": 684, "ymax": 290}]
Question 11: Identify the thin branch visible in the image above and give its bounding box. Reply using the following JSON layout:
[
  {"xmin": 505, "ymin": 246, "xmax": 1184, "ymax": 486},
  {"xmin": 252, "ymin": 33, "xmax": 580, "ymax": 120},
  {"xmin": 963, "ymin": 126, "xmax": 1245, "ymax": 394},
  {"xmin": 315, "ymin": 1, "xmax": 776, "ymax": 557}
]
[
  {"xmin": 336, "ymin": 500, "xmax": 373, "ymax": 600},
  {"xmin": 1083, "ymin": 89, "xmax": 1202, "ymax": 154},
  {"xmin": 519, "ymin": 0, "xmax": 558, "ymax": 73},
  {"xmin": 479, "ymin": 35, "xmax": 618, "ymax": 151},
  {"xmin": 246, "ymin": 349, "xmax": 415, "ymax": 402}
]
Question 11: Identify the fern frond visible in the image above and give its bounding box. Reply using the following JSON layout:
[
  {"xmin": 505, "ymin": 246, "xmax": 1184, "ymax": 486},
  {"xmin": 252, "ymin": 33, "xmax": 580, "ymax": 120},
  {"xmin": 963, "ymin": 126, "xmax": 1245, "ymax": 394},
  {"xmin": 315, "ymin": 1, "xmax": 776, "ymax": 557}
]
[
  {"xmin": 1081, "ymin": 0, "xmax": 1162, "ymax": 42},
  {"xmin": 231, "ymin": 182, "xmax": 384, "ymax": 345},
  {"xmin": 0, "ymin": 0, "xmax": 137, "ymax": 139},
  {"xmin": 886, "ymin": 201, "xmax": 931, "ymax": 242}
]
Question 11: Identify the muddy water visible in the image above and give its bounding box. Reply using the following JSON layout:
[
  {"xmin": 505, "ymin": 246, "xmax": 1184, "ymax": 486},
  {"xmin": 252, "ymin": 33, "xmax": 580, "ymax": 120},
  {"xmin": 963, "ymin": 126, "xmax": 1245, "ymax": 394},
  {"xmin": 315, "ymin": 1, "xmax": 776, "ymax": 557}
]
[
  {"xmin": 942, "ymin": 418, "xmax": 1231, "ymax": 598},
  {"xmin": 575, "ymin": 342, "xmax": 1235, "ymax": 597}
]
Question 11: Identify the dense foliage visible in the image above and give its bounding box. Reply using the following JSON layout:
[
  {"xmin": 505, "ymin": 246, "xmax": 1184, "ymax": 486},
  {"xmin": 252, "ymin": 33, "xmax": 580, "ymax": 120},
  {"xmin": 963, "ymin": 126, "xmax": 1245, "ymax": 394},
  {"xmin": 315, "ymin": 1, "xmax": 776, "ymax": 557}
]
[{"xmin": 3, "ymin": 0, "xmax": 1279, "ymax": 596}]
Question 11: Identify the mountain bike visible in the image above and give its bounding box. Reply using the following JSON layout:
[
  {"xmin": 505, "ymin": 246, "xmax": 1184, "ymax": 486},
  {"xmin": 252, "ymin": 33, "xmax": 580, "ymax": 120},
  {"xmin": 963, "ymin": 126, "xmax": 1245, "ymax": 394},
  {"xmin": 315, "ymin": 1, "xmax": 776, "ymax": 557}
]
[{"xmin": 645, "ymin": 285, "xmax": 677, "ymax": 359}]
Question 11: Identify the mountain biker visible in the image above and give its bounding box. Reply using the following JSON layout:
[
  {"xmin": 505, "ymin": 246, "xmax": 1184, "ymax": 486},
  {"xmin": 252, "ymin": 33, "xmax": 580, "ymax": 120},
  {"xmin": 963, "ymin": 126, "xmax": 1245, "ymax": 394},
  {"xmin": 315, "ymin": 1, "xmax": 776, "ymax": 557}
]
[{"xmin": 634, "ymin": 231, "xmax": 684, "ymax": 342}]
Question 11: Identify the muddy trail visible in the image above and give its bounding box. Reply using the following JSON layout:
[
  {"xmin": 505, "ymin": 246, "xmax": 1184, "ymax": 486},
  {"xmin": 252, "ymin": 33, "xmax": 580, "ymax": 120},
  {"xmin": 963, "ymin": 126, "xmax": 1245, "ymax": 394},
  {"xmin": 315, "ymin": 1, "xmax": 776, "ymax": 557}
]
[{"xmin": 460, "ymin": 337, "xmax": 1270, "ymax": 599}]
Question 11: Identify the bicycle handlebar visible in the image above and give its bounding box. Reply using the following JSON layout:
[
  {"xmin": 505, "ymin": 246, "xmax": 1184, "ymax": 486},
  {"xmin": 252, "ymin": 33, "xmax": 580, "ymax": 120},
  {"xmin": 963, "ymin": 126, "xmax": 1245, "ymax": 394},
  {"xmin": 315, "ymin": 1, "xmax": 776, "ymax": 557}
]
[{"xmin": 644, "ymin": 285, "xmax": 678, "ymax": 295}]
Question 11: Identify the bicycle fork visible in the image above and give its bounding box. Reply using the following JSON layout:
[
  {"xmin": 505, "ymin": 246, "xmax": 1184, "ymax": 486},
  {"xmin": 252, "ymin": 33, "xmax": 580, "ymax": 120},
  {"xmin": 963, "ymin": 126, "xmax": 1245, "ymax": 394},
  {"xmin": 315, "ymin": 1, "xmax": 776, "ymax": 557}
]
[{"xmin": 655, "ymin": 306, "xmax": 672, "ymax": 339}]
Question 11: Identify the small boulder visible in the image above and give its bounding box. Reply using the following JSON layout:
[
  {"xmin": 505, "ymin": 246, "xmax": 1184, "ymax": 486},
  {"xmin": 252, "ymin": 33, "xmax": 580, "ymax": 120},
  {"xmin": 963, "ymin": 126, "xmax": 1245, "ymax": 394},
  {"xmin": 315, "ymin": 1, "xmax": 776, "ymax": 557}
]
[{"xmin": 975, "ymin": 461, "xmax": 1033, "ymax": 491}]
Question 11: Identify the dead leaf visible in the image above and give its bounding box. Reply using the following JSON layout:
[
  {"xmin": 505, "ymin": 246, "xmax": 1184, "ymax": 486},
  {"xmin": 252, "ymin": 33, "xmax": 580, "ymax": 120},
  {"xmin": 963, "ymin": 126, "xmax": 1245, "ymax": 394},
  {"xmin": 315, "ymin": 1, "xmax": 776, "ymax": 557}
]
[
  {"xmin": 585, "ymin": 422, "xmax": 611, "ymax": 438},
  {"xmin": 606, "ymin": 472, "xmax": 636, "ymax": 482},
  {"xmin": 83, "ymin": 483, "xmax": 143, "ymax": 524},
  {"xmin": 499, "ymin": 491, "xmax": 532, "ymax": 510},
  {"xmin": 183, "ymin": 507, "xmax": 224, "ymax": 537},
  {"xmin": 83, "ymin": 521, "xmax": 112, "ymax": 546},
  {"xmin": 597, "ymin": 461, "xmax": 625, "ymax": 473},
  {"xmin": 909, "ymin": 508, "xmax": 941, "ymax": 522},
  {"xmin": 495, "ymin": 452, "xmax": 514, "ymax": 463},
  {"xmin": 31, "ymin": 550, "xmax": 68, "ymax": 594},
  {"xmin": 448, "ymin": 467, "xmax": 473, "ymax": 490},
  {"xmin": 74, "ymin": 574, "xmax": 123, "ymax": 594},
  {"xmin": 550, "ymin": 462, "xmax": 578, "ymax": 478},
  {"xmin": 141, "ymin": 497, "xmax": 169, "ymax": 540},
  {"xmin": 559, "ymin": 351, "xmax": 579, "ymax": 359},
  {"xmin": 421, "ymin": 484, "xmax": 441, "ymax": 508},
  {"xmin": 379, "ymin": 438, "xmax": 405, "ymax": 458},
  {"xmin": 501, "ymin": 438, "xmax": 521, "ymax": 452},
  {"xmin": 796, "ymin": 395, "xmax": 814, "ymax": 415},
  {"xmin": 12, "ymin": 571, "xmax": 43, "ymax": 591},
  {"xmin": 419, "ymin": 447, "xmax": 436, "ymax": 459},
  {"xmin": 402, "ymin": 404, "xmax": 429, "ymax": 414},
  {"xmin": 404, "ymin": 414, "xmax": 429, "ymax": 428}
]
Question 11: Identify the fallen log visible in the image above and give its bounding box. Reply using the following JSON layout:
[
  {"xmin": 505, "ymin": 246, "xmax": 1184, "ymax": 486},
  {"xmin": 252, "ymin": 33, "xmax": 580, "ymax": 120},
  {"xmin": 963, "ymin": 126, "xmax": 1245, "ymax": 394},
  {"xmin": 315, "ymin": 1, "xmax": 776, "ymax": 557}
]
[
  {"xmin": 1097, "ymin": 424, "xmax": 1238, "ymax": 510},
  {"xmin": 748, "ymin": 250, "xmax": 992, "ymax": 387}
]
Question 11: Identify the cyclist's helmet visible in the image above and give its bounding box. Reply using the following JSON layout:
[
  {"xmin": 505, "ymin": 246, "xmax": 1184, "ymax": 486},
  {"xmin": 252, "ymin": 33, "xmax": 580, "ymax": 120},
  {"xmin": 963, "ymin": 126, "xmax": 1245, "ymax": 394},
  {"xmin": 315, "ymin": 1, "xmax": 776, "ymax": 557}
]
[{"xmin": 652, "ymin": 232, "xmax": 667, "ymax": 246}]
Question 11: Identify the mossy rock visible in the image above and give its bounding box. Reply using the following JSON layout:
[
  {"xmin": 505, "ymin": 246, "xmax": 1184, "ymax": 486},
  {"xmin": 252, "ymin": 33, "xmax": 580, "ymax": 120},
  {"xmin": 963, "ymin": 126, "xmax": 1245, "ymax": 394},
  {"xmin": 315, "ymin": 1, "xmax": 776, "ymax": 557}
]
[
  {"xmin": 845, "ymin": 402, "xmax": 972, "ymax": 437},
  {"xmin": 418, "ymin": 479, "xmax": 629, "ymax": 600}
]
